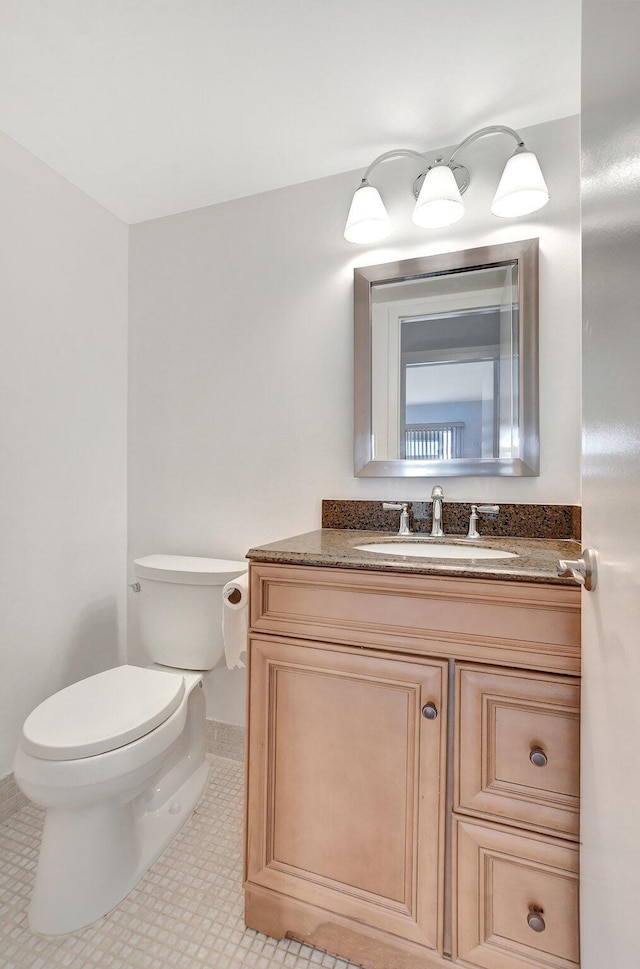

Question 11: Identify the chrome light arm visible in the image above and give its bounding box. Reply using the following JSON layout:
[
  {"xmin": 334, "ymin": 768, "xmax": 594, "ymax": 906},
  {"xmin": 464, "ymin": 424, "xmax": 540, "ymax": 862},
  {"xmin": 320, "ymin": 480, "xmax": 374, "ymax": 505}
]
[
  {"xmin": 362, "ymin": 129, "xmax": 527, "ymax": 184},
  {"xmin": 447, "ymin": 125, "xmax": 526, "ymax": 167},
  {"xmin": 360, "ymin": 127, "xmax": 529, "ymax": 201},
  {"xmin": 363, "ymin": 148, "xmax": 431, "ymax": 183}
]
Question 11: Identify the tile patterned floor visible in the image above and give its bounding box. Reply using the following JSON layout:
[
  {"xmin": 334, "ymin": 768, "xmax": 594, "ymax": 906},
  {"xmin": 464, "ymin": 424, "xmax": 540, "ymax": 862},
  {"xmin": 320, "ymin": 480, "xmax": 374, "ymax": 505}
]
[{"xmin": 0, "ymin": 757, "xmax": 360, "ymax": 969}]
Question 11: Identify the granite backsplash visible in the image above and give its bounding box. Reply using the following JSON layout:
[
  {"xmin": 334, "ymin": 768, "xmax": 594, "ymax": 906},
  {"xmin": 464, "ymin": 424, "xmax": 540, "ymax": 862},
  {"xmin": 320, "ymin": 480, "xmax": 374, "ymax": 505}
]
[{"xmin": 322, "ymin": 499, "xmax": 581, "ymax": 541}]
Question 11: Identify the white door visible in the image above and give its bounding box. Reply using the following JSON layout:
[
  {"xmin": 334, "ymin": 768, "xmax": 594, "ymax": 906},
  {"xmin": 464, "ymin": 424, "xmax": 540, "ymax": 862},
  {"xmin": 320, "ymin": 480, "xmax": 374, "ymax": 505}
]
[{"xmin": 580, "ymin": 4, "xmax": 640, "ymax": 966}]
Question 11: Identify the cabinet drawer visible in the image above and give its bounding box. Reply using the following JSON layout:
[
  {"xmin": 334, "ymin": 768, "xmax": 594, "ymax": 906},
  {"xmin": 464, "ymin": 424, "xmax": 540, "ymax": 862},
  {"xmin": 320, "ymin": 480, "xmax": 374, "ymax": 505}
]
[
  {"xmin": 250, "ymin": 564, "xmax": 581, "ymax": 674},
  {"xmin": 454, "ymin": 818, "xmax": 579, "ymax": 969},
  {"xmin": 455, "ymin": 666, "xmax": 580, "ymax": 838}
]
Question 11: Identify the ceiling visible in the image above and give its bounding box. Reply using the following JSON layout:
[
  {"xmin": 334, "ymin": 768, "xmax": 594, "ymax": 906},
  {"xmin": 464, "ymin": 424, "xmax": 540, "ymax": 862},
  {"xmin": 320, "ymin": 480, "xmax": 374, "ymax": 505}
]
[{"xmin": 0, "ymin": 0, "xmax": 581, "ymax": 224}]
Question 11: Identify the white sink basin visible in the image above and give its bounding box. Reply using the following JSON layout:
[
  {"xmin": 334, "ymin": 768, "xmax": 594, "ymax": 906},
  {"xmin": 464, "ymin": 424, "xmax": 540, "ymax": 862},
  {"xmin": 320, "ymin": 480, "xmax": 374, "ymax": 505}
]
[{"xmin": 355, "ymin": 542, "xmax": 518, "ymax": 560}]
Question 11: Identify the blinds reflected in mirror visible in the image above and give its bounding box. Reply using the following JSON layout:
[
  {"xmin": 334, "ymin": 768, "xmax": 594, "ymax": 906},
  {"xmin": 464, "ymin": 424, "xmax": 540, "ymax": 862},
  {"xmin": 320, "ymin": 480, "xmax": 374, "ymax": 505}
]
[{"xmin": 404, "ymin": 423, "xmax": 465, "ymax": 460}]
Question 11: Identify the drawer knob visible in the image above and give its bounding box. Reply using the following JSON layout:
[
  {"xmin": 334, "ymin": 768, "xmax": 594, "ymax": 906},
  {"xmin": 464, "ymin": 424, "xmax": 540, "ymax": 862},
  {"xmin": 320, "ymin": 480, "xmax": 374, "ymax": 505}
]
[
  {"xmin": 421, "ymin": 702, "xmax": 438, "ymax": 720},
  {"xmin": 527, "ymin": 906, "xmax": 546, "ymax": 932},
  {"xmin": 529, "ymin": 746, "xmax": 548, "ymax": 767}
]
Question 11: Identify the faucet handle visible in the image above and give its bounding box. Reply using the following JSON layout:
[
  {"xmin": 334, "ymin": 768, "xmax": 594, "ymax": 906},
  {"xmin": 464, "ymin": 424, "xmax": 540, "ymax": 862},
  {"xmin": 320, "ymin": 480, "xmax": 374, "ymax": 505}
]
[
  {"xmin": 476, "ymin": 504, "xmax": 499, "ymax": 519},
  {"xmin": 467, "ymin": 504, "xmax": 500, "ymax": 538},
  {"xmin": 382, "ymin": 502, "xmax": 412, "ymax": 536}
]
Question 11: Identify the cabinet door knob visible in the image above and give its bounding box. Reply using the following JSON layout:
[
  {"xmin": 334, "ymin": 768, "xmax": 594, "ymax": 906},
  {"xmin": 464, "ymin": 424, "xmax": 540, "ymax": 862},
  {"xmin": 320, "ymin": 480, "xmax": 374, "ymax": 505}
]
[
  {"xmin": 529, "ymin": 746, "xmax": 548, "ymax": 767},
  {"xmin": 421, "ymin": 702, "xmax": 438, "ymax": 720},
  {"xmin": 527, "ymin": 906, "xmax": 546, "ymax": 932}
]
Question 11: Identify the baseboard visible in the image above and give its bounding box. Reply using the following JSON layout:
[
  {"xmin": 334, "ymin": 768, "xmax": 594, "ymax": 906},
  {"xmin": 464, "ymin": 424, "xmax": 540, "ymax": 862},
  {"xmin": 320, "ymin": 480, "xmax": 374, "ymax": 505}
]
[
  {"xmin": 206, "ymin": 719, "xmax": 245, "ymax": 762},
  {"xmin": 0, "ymin": 772, "xmax": 28, "ymax": 824}
]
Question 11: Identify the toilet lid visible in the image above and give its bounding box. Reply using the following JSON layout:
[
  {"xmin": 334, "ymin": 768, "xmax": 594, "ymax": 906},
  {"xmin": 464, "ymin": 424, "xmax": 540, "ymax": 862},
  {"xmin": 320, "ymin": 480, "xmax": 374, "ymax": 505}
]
[{"xmin": 21, "ymin": 665, "xmax": 186, "ymax": 761}]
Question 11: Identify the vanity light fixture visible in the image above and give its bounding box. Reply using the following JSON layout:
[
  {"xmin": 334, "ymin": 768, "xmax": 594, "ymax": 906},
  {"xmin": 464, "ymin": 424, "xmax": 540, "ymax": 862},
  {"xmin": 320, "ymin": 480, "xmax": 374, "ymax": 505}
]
[{"xmin": 343, "ymin": 125, "xmax": 550, "ymax": 243}]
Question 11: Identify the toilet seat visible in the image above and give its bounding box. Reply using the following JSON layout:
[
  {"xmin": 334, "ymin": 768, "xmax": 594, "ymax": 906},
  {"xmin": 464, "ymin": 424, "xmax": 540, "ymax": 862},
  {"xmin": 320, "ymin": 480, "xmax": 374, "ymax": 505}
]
[{"xmin": 21, "ymin": 665, "xmax": 185, "ymax": 761}]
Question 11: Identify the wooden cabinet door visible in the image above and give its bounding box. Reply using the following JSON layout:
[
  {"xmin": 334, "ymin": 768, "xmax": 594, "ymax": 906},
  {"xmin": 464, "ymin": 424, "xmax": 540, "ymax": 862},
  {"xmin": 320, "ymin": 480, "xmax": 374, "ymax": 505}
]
[{"xmin": 245, "ymin": 635, "xmax": 448, "ymax": 954}]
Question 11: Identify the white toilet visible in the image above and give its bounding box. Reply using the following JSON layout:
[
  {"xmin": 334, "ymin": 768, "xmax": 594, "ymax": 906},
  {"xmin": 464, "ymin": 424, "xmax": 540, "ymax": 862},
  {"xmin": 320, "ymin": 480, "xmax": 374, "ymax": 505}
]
[{"xmin": 13, "ymin": 554, "xmax": 247, "ymax": 937}]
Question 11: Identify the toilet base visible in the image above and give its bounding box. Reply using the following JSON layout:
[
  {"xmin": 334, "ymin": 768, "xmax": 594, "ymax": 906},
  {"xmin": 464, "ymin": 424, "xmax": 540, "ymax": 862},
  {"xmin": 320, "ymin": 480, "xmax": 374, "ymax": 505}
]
[{"xmin": 29, "ymin": 759, "xmax": 210, "ymax": 936}]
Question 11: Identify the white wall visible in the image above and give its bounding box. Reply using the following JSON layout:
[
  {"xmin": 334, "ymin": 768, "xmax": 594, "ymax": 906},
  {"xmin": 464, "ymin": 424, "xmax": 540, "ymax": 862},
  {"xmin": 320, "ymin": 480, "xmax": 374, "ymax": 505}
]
[
  {"xmin": 0, "ymin": 131, "xmax": 128, "ymax": 775},
  {"xmin": 128, "ymin": 115, "xmax": 581, "ymax": 723}
]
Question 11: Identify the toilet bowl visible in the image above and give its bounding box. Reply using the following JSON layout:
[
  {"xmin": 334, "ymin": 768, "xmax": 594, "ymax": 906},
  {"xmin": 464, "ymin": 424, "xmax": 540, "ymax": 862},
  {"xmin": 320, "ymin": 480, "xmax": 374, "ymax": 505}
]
[{"xmin": 13, "ymin": 554, "xmax": 247, "ymax": 936}]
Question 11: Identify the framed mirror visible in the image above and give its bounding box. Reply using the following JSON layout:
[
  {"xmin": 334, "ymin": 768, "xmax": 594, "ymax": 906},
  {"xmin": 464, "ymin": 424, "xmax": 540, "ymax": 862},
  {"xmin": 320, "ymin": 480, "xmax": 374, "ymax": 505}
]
[{"xmin": 354, "ymin": 239, "xmax": 539, "ymax": 477}]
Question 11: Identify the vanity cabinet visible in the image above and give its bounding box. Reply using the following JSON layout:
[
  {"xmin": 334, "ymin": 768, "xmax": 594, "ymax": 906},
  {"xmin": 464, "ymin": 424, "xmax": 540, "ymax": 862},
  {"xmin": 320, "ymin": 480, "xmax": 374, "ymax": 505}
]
[{"xmin": 244, "ymin": 563, "xmax": 581, "ymax": 969}]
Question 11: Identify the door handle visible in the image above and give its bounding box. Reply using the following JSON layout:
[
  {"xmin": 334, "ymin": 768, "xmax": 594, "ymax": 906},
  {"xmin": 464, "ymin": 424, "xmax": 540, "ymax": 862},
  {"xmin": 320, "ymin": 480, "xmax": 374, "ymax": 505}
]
[{"xmin": 557, "ymin": 547, "xmax": 598, "ymax": 591}]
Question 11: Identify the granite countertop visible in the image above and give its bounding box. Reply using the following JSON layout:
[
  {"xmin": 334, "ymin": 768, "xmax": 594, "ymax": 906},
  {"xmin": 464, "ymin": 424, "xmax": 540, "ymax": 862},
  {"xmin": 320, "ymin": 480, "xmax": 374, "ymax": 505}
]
[{"xmin": 247, "ymin": 529, "xmax": 582, "ymax": 586}]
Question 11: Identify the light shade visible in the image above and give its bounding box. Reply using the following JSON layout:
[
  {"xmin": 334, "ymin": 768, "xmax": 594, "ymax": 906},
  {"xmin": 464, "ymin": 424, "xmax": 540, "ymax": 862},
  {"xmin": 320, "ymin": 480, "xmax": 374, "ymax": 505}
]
[
  {"xmin": 344, "ymin": 183, "xmax": 392, "ymax": 243},
  {"xmin": 412, "ymin": 165, "xmax": 465, "ymax": 228},
  {"xmin": 491, "ymin": 150, "xmax": 549, "ymax": 218}
]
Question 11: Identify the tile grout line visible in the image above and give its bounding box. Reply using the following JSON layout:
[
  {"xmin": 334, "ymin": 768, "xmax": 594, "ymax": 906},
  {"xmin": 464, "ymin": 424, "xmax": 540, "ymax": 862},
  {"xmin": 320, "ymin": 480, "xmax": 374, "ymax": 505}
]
[{"xmin": 0, "ymin": 755, "xmax": 361, "ymax": 969}]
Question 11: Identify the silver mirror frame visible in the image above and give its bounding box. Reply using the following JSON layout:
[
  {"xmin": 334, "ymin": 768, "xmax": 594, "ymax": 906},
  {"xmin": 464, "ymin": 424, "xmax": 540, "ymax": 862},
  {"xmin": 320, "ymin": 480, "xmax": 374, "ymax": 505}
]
[{"xmin": 354, "ymin": 238, "xmax": 539, "ymax": 477}]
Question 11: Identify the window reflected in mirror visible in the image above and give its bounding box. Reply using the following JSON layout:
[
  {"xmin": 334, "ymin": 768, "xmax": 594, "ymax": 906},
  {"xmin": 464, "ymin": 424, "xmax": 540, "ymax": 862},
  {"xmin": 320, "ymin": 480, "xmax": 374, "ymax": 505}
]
[
  {"xmin": 354, "ymin": 240, "xmax": 538, "ymax": 477},
  {"xmin": 372, "ymin": 263, "xmax": 518, "ymax": 463}
]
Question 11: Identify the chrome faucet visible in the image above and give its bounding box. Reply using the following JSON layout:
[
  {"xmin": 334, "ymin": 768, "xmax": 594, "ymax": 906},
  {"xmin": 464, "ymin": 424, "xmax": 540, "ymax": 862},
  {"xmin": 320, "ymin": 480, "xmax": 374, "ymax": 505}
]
[
  {"xmin": 382, "ymin": 502, "xmax": 412, "ymax": 536},
  {"xmin": 430, "ymin": 485, "xmax": 445, "ymax": 537},
  {"xmin": 467, "ymin": 504, "xmax": 500, "ymax": 538}
]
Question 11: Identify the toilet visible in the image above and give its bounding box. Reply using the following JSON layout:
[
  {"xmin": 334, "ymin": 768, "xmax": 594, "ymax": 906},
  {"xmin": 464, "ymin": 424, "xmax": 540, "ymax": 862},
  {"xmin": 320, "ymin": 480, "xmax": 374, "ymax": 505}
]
[{"xmin": 13, "ymin": 554, "xmax": 247, "ymax": 936}]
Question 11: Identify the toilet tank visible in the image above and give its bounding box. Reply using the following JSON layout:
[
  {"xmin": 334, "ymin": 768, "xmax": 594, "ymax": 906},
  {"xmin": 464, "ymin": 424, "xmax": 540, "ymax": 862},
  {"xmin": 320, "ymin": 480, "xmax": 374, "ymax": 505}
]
[{"xmin": 133, "ymin": 555, "xmax": 247, "ymax": 670}]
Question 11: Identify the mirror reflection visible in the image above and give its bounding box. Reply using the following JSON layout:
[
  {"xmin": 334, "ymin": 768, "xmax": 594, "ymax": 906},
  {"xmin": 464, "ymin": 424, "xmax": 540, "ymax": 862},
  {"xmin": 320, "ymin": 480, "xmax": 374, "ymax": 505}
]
[
  {"xmin": 372, "ymin": 263, "xmax": 518, "ymax": 462},
  {"xmin": 354, "ymin": 240, "xmax": 538, "ymax": 477}
]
